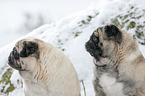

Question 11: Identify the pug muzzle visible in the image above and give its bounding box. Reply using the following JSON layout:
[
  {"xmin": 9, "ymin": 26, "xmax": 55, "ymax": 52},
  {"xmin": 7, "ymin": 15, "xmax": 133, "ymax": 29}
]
[{"xmin": 85, "ymin": 28, "xmax": 103, "ymax": 61}]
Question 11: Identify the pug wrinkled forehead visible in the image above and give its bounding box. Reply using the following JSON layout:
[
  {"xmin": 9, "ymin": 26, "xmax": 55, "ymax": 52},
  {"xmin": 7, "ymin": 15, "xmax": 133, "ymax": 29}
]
[{"xmin": 8, "ymin": 38, "xmax": 40, "ymax": 71}]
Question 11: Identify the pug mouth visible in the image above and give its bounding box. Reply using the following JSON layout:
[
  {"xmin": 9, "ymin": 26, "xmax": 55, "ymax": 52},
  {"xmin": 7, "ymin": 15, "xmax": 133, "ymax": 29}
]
[
  {"xmin": 8, "ymin": 47, "xmax": 25, "ymax": 71},
  {"xmin": 85, "ymin": 41, "xmax": 102, "ymax": 60}
]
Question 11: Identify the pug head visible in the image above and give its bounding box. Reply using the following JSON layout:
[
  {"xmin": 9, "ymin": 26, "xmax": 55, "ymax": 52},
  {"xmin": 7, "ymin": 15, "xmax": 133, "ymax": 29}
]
[
  {"xmin": 85, "ymin": 25, "xmax": 122, "ymax": 61},
  {"xmin": 8, "ymin": 38, "xmax": 40, "ymax": 72}
]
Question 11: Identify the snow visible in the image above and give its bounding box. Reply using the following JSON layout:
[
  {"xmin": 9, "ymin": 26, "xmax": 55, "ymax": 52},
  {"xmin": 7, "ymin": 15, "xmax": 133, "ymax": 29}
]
[
  {"xmin": 0, "ymin": 0, "xmax": 95, "ymax": 47},
  {"xmin": 0, "ymin": 0, "xmax": 145, "ymax": 96},
  {"xmin": 9, "ymin": 88, "xmax": 23, "ymax": 96}
]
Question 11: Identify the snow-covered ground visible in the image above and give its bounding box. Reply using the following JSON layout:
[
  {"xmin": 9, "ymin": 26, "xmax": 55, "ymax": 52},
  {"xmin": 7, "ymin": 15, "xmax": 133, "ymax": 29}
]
[{"xmin": 0, "ymin": 0, "xmax": 145, "ymax": 96}]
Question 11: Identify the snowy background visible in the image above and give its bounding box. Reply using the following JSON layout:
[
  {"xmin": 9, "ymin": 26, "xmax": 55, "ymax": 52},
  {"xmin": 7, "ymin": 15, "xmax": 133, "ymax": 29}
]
[{"xmin": 0, "ymin": 0, "xmax": 145, "ymax": 96}]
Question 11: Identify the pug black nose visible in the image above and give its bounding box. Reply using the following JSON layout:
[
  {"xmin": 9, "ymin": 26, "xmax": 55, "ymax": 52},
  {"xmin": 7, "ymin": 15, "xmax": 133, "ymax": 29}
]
[
  {"xmin": 12, "ymin": 47, "xmax": 20, "ymax": 60},
  {"xmin": 85, "ymin": 41, "xmax": 96, "ymax": 50}
]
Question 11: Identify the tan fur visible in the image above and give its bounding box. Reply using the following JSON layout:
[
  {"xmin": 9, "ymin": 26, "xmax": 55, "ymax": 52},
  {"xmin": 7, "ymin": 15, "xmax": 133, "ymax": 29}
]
[
  {"xmin": 93, "ymin": 26, "xmax": 145, "ymax": 96},
  {"xmin": 15, "ymin": 38, "xmax": 81, "ymax": 96}
]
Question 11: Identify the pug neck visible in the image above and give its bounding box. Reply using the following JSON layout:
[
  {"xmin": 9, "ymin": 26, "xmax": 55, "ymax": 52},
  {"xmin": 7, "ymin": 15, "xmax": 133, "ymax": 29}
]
[
  {"xmin": 114, "ymin": 32, "xmax": 139, "ymax": 64},
  {"xmin": 93, "ymin": 56, "xmax": 114, "ymax": 66}
]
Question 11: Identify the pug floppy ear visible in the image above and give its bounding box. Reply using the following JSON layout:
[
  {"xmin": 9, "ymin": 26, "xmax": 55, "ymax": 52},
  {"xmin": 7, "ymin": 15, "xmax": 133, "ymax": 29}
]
[
  {"xmin": 104, "ymin": 25, "xmax": 122, "ymax": 44},
  {"xmin": 20, "ymin": 42, "xmax": 39, "ymax": 58}
]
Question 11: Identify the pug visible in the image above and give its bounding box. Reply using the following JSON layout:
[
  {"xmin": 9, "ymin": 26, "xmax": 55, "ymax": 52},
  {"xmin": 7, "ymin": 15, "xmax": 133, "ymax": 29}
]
[
  {"xmin": 8, "ymin": 38, "xmax": 80, "ymax": 96},
  {"xmin": 85, "ymin": 25, "xmax": 145, "ymax": 96}
]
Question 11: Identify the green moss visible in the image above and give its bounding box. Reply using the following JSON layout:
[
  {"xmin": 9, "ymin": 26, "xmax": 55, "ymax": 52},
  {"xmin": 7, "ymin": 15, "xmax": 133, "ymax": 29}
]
[
  {"xmin": 135, "ymin": 31, "xmax": 144, "ymax": 39},
  {"xmin": 131, "ymin": 6, "xmax": 134, "ymax": 9},
  {"xmin": 0, "ymin": 68, "xmax": 15, "ymax": 95},
  {"xmin": 78, "ymin": 12, "xmax": 99, "ymax": 26},
  {"xmin": 123, "ymin": 15, "xmax": 129, "ymax": 20},
  {"xmin": 111, "ymin": 5, "xmax": 145, "ymax": 45},
  {"xmin": 72, "ymin": 31, "xmax": 82, "ymax": 37},
  {"xmin": 126, "ymin": 21, "xmax": 136, "ymax": 30},
  {"xmin": 87, "ymin": 15, "xmax": 94, "ymax": 22},
  {"xmin": 61, "ymin": 49, "xmax": 65, "ymax": 51},
  {"xmin": 111, "ymin": 17, "xmax": 122, "ymax": 28},
  {"xmin": 58, "ymin": 39, "xmax": 61, "ymax": 43}
]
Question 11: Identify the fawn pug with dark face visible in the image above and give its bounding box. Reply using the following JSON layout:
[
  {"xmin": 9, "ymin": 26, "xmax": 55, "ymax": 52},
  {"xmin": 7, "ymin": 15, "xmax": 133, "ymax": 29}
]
[
  {"xmin": 85, "ymin": 25, "xmax": 145, "ymax": 96},
  {"xmin": 8, "ymin": 38, "xmax": 80, "ymax": 96}
]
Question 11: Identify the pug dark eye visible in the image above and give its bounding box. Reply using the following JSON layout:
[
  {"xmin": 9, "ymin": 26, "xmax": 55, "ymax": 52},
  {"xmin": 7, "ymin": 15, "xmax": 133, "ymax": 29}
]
[
  {"xmin": 93, "ymin": 37, "xmax": 97, "ymax": 42},
  {"xmin": 92, "ymin": 36, "xmax": 99, "ymax": 44}
]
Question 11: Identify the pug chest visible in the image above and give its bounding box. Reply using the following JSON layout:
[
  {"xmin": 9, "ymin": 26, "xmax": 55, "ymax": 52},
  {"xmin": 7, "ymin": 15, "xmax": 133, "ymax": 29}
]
[{"xmin": 97, "ymin": 73, "xmax": 125, "ymax": 96}]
